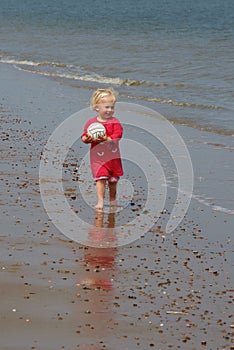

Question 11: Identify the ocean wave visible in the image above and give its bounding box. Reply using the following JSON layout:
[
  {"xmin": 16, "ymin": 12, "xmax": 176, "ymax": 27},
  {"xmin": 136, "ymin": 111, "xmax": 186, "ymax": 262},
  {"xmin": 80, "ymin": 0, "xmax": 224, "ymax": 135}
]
[
  {"xmin": 0, "ymin": 57, "xmax": 147, "ymax": 86},
  {"xmin": 0, "ymin": 58, "xmax": 70, "ymax": 68},
  {"xmin": 0, "ymin": 57, "xmax": 226, "ymax": 112},
  {"xmin": 125, "ymin": 94, "xmax": 223, "ymax": 110},
  {"xmin": 17, "ymin": 66, "xmax": 146, "ymax": 86},
  {"xmin": 163, "ymin": 117, "xmax": 234, "ymax": 136}
]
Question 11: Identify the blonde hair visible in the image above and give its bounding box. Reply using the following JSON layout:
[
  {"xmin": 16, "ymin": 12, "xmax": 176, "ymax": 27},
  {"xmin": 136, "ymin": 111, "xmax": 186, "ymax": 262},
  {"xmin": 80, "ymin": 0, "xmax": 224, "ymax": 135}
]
[{"xmin": 90, "ymin": 88, "xmax": 118, "ymax": 110}]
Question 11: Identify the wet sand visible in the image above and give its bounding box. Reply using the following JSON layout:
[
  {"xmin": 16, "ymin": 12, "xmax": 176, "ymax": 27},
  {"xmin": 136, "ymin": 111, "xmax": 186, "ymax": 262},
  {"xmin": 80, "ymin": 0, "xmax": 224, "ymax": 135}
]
[{"xmin": 1, "ymin": 63, "xmax": 234, "ymax": 350}]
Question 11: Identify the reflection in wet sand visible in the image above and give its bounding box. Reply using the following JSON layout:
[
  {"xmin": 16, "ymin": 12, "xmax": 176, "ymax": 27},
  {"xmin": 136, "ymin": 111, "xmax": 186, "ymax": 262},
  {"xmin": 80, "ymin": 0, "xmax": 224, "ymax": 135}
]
[
  {"xmin": 75, "ymin": 210, "xmax": 119, "ymax": 344},
  {"xmin": 82, "ymin": 210, "xmax": 118, "ymax": 290}
]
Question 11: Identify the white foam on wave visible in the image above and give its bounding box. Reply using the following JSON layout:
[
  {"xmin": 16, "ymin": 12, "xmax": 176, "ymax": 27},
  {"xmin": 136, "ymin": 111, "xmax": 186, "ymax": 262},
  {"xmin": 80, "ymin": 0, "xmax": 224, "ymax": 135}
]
[
  {"xmin": 193, "ymin": 194, "xmax": 234, "ymax": 215},
  {"xmin": 0, "ymin": 58, "xmax": 70, "ymax": 68},
  {"xmin": 165, "ymin": 184, "xmax": 234, "ymax": 216}
]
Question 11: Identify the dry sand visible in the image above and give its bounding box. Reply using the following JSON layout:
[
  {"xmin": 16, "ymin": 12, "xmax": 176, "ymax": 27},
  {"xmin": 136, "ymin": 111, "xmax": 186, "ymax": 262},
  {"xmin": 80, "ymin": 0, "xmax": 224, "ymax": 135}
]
[{"xmin": 1, "ymin": 63, "xmax": 233, "ymax": 350}]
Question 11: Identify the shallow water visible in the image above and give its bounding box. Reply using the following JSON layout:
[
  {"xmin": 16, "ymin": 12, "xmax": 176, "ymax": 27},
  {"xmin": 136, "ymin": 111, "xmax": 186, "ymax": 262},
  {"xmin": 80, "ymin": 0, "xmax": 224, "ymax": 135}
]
[
  {"xmin": 0, "ymin": 0, "xmax": 233, "ymax": 134},
  {"xmin": 1, "ymin": 61, "xmax": 234, "ymax": 350}
]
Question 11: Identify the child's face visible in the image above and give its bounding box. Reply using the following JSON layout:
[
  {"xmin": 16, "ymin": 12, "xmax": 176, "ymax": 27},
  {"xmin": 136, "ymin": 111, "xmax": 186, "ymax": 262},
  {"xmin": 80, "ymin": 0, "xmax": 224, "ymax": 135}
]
[{"xmin": 96, "ymin": 96, "xmax": 115, "ymax": 120}]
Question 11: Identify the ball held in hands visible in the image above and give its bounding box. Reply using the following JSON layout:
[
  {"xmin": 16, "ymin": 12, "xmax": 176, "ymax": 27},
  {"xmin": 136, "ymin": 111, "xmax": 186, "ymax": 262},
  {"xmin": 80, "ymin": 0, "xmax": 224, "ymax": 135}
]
[{"xmin": 87, "ymin": 122, "xmax": 106, "ymax": 140}]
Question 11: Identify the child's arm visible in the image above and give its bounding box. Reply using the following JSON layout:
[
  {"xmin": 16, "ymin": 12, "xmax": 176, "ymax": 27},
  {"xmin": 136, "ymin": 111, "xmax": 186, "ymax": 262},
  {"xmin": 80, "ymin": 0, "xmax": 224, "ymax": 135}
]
[
  {"xmin": 97, "ymin": 122, "xmax": 122, "ymax": 144},
  {"xmin": 108, "ymin": 120, "xmax": 123, "ymax": 142},
  {"xmin": 81, "ymin": 119, "xmax": 94, "ymax": 143}
]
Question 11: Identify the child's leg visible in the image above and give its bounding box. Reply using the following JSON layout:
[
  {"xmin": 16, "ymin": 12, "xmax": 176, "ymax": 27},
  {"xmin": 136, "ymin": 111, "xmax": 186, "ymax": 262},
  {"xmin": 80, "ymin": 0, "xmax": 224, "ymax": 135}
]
[
  {"xmin": 108, "ymin": 181, "xmax": 117, "ymax": 206},
  {"xmin": 95, "ymin": 179, "xmax": 106, "ymax": 210}
]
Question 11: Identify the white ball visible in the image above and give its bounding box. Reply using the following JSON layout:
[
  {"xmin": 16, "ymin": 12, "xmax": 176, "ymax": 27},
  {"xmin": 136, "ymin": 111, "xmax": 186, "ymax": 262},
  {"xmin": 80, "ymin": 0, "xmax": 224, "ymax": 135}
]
[{"xmin": 87, "ymin": 122, "xmax": 106, "ymax": 140}]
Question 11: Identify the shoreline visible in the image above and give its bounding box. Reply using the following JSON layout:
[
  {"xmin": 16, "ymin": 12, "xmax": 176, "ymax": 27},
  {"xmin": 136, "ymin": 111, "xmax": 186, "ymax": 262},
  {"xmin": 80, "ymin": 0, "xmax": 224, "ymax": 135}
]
[
  {"xmin": 1, "ymin": 62, "xmax": 233, "ymax": 350},
  {"xmin": 2, "ymin": 61, "xmax": 234, "ymax": 137}
]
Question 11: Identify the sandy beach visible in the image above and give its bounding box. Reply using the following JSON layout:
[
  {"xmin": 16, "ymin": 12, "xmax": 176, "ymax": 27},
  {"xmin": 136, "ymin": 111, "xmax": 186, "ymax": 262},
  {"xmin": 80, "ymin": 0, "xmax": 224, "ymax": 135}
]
[{"xmin": 1, "ymin": 63, "xmax": 233, "ymax": 350}]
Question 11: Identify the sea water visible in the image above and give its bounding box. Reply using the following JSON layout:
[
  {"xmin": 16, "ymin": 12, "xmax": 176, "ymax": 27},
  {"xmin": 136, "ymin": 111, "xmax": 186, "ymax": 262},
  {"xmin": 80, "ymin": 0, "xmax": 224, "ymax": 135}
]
[
  {"xmin": 1, "ymin": 0, "xmax": 233, "ymax": 216},
  {"xmin": 0, "ymin": 0, "xmax": 233, "ymax": 135}
]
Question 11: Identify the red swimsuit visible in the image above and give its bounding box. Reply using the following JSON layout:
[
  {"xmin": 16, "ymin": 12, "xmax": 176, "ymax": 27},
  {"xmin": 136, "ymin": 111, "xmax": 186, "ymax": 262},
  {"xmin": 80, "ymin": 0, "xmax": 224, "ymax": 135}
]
[{"xmin": 82, "ymin": 116, "xmax": 123, "ymax": 180}]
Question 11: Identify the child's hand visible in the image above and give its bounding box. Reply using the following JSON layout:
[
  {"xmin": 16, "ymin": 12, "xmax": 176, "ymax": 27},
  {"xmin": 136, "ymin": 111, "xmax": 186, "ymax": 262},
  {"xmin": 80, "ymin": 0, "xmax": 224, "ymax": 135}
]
[
  {"xmin": 97, "ymin": 134, "xmax": 108, "ymax": 142},
  {"xmin": 82, "ymin": 134, "xmax": 93, "ymax": 143},
  {"xmin": 97, "ymin": 134, "xmax": 112, "ymax": 143}
]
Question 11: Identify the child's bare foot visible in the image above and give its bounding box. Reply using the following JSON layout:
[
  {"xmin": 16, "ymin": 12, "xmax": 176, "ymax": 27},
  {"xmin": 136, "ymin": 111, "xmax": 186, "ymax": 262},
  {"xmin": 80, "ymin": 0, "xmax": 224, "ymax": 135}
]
[
  {"xmin": 109, "ymin": 200, "xmax": 117, "ymax": 213},
  {"xmin": 110, "ymin": 199, "xmax": 117, "ymax": 207},
  {"xmin": 95, "ymin": 203, "xmax": 103, "ymax": 211}
]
